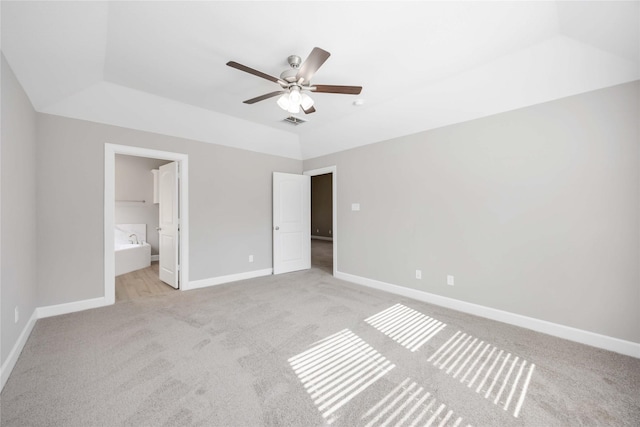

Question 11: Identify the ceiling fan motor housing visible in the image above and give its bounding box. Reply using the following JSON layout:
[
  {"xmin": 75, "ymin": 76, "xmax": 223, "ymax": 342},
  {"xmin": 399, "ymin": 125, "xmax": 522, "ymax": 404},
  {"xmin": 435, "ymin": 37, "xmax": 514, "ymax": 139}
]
[{"xmin": 280, "ymin": 68, "xmax": 298, "ymax": 83}]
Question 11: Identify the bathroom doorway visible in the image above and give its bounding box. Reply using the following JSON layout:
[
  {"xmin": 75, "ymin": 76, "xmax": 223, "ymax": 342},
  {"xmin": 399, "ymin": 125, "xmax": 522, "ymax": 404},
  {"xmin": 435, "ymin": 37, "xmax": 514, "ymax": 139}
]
[
  {"xmin": 113, "ymin": 154, "xmax": 175, "ymax": 302},
  {"xmin": 104, "ymin": 144, "xmax": 190, "ymax": 305}
]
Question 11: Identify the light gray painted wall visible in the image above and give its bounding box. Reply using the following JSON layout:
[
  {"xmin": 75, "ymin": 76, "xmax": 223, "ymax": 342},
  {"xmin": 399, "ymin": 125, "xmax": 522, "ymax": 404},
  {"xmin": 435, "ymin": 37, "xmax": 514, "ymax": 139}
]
[
  {"xmin": 115, "ymin": 154, "xmax": 171, "ymax": 255},
  {"xmin": 304, "ymin": 81, "xmax": 640, "ymax": 343},
  {"xmin": 36, "ymin": 114, "xmax": 300, "ymax": 306},
  {"xmin": 311, "ymin": 174, "xmax": 332, "ymax": 238},
  {"xmin": 1, "ymin": 55, "xmax": 39, "ymax": 364}
]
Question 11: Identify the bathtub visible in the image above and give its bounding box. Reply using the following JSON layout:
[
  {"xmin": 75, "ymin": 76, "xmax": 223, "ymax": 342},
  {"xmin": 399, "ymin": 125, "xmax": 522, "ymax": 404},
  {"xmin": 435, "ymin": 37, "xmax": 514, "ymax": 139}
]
[{"xmin": 115, "ymin": 242, "xmax": 151, "ymax": 276}]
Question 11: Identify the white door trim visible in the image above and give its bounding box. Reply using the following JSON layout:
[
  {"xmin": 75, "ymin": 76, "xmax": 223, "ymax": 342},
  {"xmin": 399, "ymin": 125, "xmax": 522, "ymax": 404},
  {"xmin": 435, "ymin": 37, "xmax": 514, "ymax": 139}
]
[
  {"xmin": 303, "ymin": 166, "xmax": 337, "ymax": 276},
  {"xmin": 104, "ymin": 143, "xmax": 190, "ymax": 305}
]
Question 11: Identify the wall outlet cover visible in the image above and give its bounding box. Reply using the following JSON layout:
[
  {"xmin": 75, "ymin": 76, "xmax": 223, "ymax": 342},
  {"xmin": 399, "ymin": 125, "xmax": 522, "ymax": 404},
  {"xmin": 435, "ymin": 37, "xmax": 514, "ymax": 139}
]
[{"xmin": 447, "ymin": 275, "xmax": 455, "ymax": 286}]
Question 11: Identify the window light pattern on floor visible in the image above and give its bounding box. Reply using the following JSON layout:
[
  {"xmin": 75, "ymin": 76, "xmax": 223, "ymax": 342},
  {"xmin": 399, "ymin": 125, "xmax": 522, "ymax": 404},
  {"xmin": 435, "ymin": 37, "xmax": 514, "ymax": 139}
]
[
  {"xmin": 361, "ymin": 377, "xmax": 472, "ymax": 427},
  {"xmin": 428, "ymin": 331, "xmax": 535, "ymax": 418},
  {"xmin": 288, "ymin": 329, "xmax": 395, "ymax": 424},
  {"xmin": 365, "ymin": 304, "xmax": 446, "ymax": 352}
]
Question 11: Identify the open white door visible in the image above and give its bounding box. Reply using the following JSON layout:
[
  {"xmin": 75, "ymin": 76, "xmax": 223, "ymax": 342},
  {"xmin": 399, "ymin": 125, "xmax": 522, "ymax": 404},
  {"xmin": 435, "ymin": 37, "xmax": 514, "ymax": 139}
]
[
  {"xmin": 273, "ymin": 172, "xmax": 311, "ymax": 274},
  {"xmin": 159, "ymin": 162, "xmax": 179, "ymax": 288}
]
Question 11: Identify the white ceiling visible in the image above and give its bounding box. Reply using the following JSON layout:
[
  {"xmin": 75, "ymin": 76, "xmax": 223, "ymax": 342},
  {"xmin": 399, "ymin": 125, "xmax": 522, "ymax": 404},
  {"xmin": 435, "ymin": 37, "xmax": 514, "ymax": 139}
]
[{"xmin": 2, "ymin": 1, "xmax": 638, "ymax": 160}]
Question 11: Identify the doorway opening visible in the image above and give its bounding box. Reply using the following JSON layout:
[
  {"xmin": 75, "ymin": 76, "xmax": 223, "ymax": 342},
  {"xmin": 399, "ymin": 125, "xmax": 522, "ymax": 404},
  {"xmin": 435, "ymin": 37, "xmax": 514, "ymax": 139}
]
[
  {"xmin": 104, "ymin": 144, "xmax": 189, "ymax": 305},
  {"xmin": 304, "ymin": 166, "xmax": 337, "ymax": 276},
  {"xmin": 113, "ymin": 155, "xmax": 176, "ymax": 302}
]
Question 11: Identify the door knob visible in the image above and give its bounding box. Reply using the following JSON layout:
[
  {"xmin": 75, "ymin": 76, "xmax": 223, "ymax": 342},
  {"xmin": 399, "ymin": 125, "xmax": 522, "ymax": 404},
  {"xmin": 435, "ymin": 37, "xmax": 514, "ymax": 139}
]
[
  {"xmin": 275, "ymin": 226, "xmax": 280, "ymax": 230},
  {"xmin": 156, "ymin": 227, "xmax": 162, "ymax": 231}
]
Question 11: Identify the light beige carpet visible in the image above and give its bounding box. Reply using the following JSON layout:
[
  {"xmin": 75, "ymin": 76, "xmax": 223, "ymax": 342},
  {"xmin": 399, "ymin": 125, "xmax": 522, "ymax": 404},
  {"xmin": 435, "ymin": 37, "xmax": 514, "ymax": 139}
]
[{"xmin": 1, "ymin": 262, "xmax": 639, "ymax": 426}]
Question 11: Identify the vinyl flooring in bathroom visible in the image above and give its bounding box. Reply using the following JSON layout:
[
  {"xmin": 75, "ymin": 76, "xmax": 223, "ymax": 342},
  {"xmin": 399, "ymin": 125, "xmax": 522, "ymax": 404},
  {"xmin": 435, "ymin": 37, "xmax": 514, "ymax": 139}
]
[{"xmin": 115, "ymin": 262, "xmax": 176, "ymax": 302}]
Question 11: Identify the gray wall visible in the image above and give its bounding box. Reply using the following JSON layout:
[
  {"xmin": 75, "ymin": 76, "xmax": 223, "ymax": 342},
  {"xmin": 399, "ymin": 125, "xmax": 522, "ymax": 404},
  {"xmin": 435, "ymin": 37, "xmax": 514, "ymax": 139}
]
[
  {"xmin": 311, "ymin": 173, "xmax": 332, "ymax": 238},
  {"xmin": 36, "ymin": 114, "xmax": 300, "ymax": 306},
  {"xmin": 304, "ymin": 81, "xmax": 640, "ymax": 344},
  {"xmin": 115, "ymin": 154, "xmax": 171, "ymax": 255},
  {"xmin": 1, "ymin": 55, "xmax": 39, "ymax": 365}
]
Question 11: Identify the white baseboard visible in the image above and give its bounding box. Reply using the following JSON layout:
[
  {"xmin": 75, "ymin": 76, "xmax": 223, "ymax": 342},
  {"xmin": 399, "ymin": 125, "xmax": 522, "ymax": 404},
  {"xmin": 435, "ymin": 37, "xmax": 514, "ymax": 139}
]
[
  {"xmin": 187, "ymin": 268, "xmax": 273, "ymax": 291},
  {"xmin": 1, "ymin": 310, "xmax": 38, "ymax": 391},
  {"xmin": 311, "ymin": 235, "xmax": 333, "ymax": 241},
  {"xmin": 3, "ymin": 269, "xmax": 635, "ymax": 396},
  {"xmin": 151, "ymin": 255, "xmax": 159, "ymax": 262},
  {"xmin": 36, "ymin": 297, "xmax": 108, "ymax": 319},
  {"xmin": 335, "ymin": 271, "xmax": 640, "ymax": 359}
]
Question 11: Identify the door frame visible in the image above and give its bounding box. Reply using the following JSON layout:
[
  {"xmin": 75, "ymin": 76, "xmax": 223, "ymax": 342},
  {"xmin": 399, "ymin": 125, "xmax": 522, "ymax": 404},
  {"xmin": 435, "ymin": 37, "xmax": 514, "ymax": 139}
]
[
  {"xmin": 303, "ymin": 166, "xmax": 337, "ymax": 276},
  {"xmin": 104, "ymin": 143, "xmax": 190, "ymax": 305}
]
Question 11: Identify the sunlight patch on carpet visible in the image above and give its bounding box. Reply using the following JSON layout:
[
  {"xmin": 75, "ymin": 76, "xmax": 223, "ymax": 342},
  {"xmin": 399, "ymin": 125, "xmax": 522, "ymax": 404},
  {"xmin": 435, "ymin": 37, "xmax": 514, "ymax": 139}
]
[
  {"xmin": 289, "ymin": 329, "xmax": 395, "ymax": 424},
  {"xmin": 428, "ymin": 331, "xmax": 536, "ymax": 418},
  {"xmin": 364, "ymin": 304, "xmax": 446, "ymax": 352},
  {"xmin": 361, "ymin": 377, "xmax": 472, "ymax": 427}
]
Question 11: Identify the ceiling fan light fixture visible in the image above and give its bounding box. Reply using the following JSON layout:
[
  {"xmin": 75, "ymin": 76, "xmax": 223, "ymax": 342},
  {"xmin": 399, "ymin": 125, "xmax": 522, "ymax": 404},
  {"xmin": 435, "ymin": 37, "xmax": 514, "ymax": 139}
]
[
  {"xmin": 289, "ymin": 86, "xmax": 302, "ymax": 105},
  {"xmin": 300, "ymin": 93, "xmax": 314, "ymax": 110},
  {"xmin": 287, "ymin": 101, "xmax": 301, "ymax": 114},
  {"xmin": 277, "ymin": 93, "xmax": 290, "ymax": 110},
  {"xmin": 277, "ymin": 87, "xmax": 311, "ymax": 114}
]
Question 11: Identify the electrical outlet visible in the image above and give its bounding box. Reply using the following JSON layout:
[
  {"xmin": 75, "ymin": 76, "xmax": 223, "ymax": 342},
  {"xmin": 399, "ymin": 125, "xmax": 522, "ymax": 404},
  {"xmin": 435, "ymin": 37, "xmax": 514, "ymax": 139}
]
[
  {"xmin": 14, "ymin": 306, "xmax": 19, "ymax": 324},
  {"xmin": 249, "ymin": 255, "xmax": 254, "ymax": 263},
  {"xmin": 416, "ymin": 270, "xmax": 422, "ymax": 279},
  {"xmin": 329, "ymin": 230, "xmax": 332, "ymax": 234},
  {"xmin": 447, "ymin": 275, "xmax": 455, "ymax": 286},
  {"xmin": 316, "ymin": 229, "xmax": 320, "ymax": 233}
]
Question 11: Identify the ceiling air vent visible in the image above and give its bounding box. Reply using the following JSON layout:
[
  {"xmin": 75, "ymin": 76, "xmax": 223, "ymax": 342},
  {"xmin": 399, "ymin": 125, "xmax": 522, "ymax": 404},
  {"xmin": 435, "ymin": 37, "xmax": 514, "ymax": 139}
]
[{"xmin": 282, "ymin": 116, "xmax": 307, "ymax": 126}]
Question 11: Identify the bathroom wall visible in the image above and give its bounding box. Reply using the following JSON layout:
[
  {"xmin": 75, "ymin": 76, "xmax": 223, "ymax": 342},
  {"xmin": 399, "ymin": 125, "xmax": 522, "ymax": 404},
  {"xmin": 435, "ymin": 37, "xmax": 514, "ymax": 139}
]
[{"xmin": 115, "ymin": 154, "xmax": 171, "ymax": 255}]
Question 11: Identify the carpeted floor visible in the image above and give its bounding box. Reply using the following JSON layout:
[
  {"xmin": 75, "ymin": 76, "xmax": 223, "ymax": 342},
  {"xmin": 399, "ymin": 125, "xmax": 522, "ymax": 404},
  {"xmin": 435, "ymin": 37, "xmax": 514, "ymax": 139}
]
[{"xmin": 1, "ymin": 243, "xmax": 639, "ymax": 426}]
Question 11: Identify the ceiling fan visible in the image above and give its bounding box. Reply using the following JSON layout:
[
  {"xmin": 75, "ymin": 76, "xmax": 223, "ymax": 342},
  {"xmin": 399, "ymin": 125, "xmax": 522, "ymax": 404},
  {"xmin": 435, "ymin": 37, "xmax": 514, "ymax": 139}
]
[{"xmin": 226, "ymin": 47, "xmax": 362, "ymax": 115}]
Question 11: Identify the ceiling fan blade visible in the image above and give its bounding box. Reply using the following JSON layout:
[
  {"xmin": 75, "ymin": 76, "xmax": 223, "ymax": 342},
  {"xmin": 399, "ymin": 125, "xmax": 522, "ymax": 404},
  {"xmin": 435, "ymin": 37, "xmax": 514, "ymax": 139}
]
[
  {"xmin": 302, "ymin": 105, "xmax": 316, "ymax": 114},
  {"xmin": 243, "ymin": 91, "xmax": 285, "ymax": 104},
  {"xmin": 295, "ymin": 47, "xmax": 330, "ymax": 83},
  {"xmin": 312, "ymin": 85, "xmax": 362, "ymax": 95},
  {"xmin": 227, "ymin": 61, "xmax": 282, "ymax": 84}
]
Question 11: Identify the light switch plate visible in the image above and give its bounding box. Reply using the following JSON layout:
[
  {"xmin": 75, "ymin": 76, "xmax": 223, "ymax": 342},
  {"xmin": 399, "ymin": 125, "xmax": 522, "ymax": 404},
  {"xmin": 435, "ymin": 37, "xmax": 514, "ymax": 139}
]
[{"xmin": 352, "ymin": 203, "xmax": 360, "ymax": 211}]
